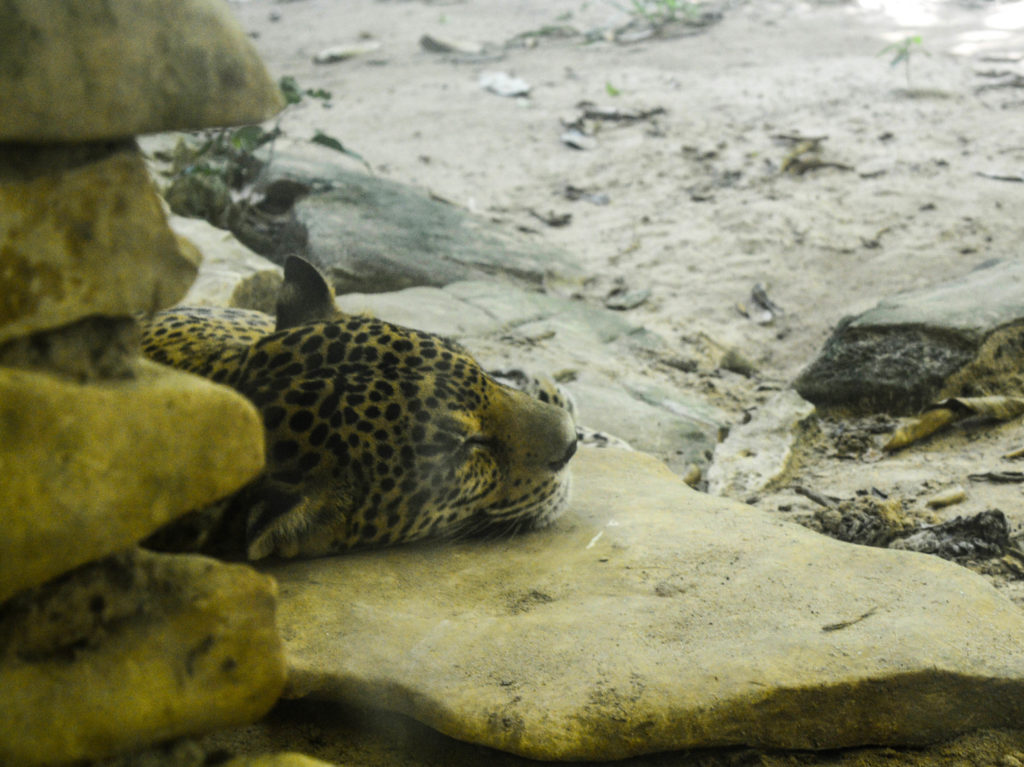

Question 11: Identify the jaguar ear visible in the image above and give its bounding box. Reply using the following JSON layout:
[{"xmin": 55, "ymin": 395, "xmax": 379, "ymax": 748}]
[{"xmin": 275, "ymin": 256, "xmax": 340, "ymax": 331}]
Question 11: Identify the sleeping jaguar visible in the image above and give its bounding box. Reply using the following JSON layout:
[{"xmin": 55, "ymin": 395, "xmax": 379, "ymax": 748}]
[{"xmin": 140, "ymin": 256, "xmax": 578, "ymax": 560}]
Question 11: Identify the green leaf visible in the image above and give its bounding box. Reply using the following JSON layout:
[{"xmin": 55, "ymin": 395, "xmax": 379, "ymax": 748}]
[
  {"xmin": 230, "ymin": 125, "xmax": 269, "ymax": 152},
  {"xmin": 304, "ymin": 87, "xmax": 333, "ymax": 100},
  {"xmin": 311, "ymin": 131, "xmax": 372, "ymax": 172},
  {"xmin": 605, "ymin": 81, "xmax": 621, "ymax": 97},
  {"xmin": 279, "ymin": 75, "xmax": 303, "ymax": 105}
]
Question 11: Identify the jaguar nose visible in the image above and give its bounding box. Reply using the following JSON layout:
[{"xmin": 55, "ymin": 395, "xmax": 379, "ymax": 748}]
[{"xmin": 548, "ymin": 438, "xmax": 577, "ymax": 471}]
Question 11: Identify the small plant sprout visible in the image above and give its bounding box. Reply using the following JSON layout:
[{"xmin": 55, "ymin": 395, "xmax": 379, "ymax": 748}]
[
  {"xmin": 605, "ymin": 81, "xmax": 622, "ymax": 97},
  {"xmin": 879, "ymin": 35, "xmax": 929, "ymax": 87},
  {"xmin": 615, "ymin": 0, "xmax": 701, "ymax": 27}
]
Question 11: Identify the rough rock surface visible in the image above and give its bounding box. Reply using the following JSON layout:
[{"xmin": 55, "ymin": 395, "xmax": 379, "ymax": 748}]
[
  {"xmin": 707, "ymin": 390, "xmax": 816, "ymax": 498},
  {"xmin": 0, "ymin": 549, "xmax": 286, "ymax": 766},
  {"xmin": 0, "ymin": 0, "xmax": 283, "ymax": 141},
  {"xmin": 0, "ymin": 142, "xmax": 197, "ymax": 345},
  {"xmin": 795, "ymin": 260, "xmax": 1024, "ymax": 414},
  {"xmin": 271, "ymin": 448, "xmax": 1024, "ymax": 760},
  {"xmin": 336, "ymin": 281, "xmax": 724, "ymax": 474},
  {"xmin": 0, "ymin": 360, "xmax": 264, "ymax": 603},
  {"xmin": 170, "ymin": 215, "xmax": 284, "ymax": 313},
  {"xmin": 250, "ymin": 146, "xmax": 582, "ymax": 292},
  {"xmin": 222, "ymin": 756, "xmax": 337, "ymax": 767}
]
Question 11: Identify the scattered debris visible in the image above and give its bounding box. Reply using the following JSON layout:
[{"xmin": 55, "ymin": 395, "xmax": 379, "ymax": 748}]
[
  {"xmin": 974, "ymin": 72, "xmax": 1024, "ymax": 94},
  {"xmin": 885, "ymin": 396, "xmax": 1024, "ymax": 451},
  {"xmin": 751, "ymin": 282, "xmax": 783, "ymax": 318},
  {"xmin": 822, "ymin": 415, "xmax": 894, "ymax": 460},
  {"xmin": 577, "ymin": 104, "xmax": 667, "ymax": 124},
  {"xmin": 480, "ymin": 70, "xmax": 531, "ymax": 97},
  {"xmin": 505, "ymin": 25, "xmax": 581, "ymax": 49},
  {"xmin": 610, "ymin": 3, "xmax": 724, "ymax": 44},
  {"xmin": 560, "ymin": 129, "xmax": 598, "ymax": 150},
  {"xmin": 528, "ymin": 209, "xmax": 572, "ymax": 227},
  {"xmin": 738, "ymin": 282, "xmax": 783, "ymax": 324},
  {"xmin": 563, "ymin": 185, "xmax": 609, "ymax": 205},
  {"xmin": 816, "ymin": 496, "xmax": 911, "ymax": 547},
  {"xmin": 977, "ymin": 170, "xmax": 1024, "ymax": 183},
  {"xmin": 682, "ymin": 463, "xmax": 702, "ymax": 487},
  {"xmin": 926, "ymin": 485, "xmax": 966, "ymax": 509},
  {"xmin": 890, "ymin": 510, "xmax": 1010, "ymax": 560},
  {"xmin": 821, "ymin": 606, "xmax": 878, "ymax": 633},
  {"xmin": 313, "ymin": 40, "xmax": 382, "ymax": 64},
  {"xmin": 559, "ymin": 102, "xmax": 667, "ymax": 150},
  {"xmin": 884, "ymin": 407, "xmax": 958, "ymax": 450},
  {"xmin": 719, "ymin": 347, "xmax": 758, "ymax": 377},
  {"xmin": 977, "ymin": 52, "xmax": 1023, "ymax": 63},
  {"xmin": 968, "ymin": 471, "xmax": 1024, "ymax": 483},
  {"xmin": 604, "ymin": 284, "xmax": 651, "ymax": 311},
  {"xmin": 776, "ymin": 134, "xmax": 853, "ymax": 175},
  {"xmin": 419, "ymin": 34, "xmax": 485, "ymax": 55},
  {"xmin": 795, "ymin": 485, "xmax": 837, "ymax": 509}
]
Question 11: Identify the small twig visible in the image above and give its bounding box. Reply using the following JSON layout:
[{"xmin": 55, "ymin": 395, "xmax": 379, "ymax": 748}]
[
  {"xmin": 822, "ymin": 607, "xmax": 878, "ymax": 632},
  {"xmin": 794, "ymin": 485, "xmax": 837, "ymax": 508}
]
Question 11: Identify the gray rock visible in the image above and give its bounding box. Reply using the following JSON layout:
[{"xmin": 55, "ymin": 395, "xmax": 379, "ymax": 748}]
[
  {"xmin": 269, "ymin": 449, "xmax": 1024, "ymax": 759},
  {"xmin": 253, "ymin": 146, "xmax": 582, "ymax": 293},
  {"xmin": 170, "ymin": 215, "xmax": 284, "ymax": 314},
  {"xmin": 707, "ymin": 390, "xmax": 816, "ymax": 498},
  {"xmin": 795, "ymin": 260, "xmax": 1024, "ymax": 413}
]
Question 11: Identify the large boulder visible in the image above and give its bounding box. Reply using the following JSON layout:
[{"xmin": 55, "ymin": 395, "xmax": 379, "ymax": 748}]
[
  {"xmin": 247, "ymin": 146, "xmax": 582, "ymax": 293},
  {"xmin": 0, "ymin": 549, "xmax": 286, "ymax": 766},
  {"xmin": 0, "ymin": 360, "xmax": 264, "ymax": 603},
  {"xmin": 270, "ymin": 448, "xmax": 1024, "ymax": 760},
  {"xmin": 0, "ymin": 0, "xmax": 283, "ymax": 141},
  {"xmin": 795, "ymin": 260, "xmax": 1024, "ymax": 413}
]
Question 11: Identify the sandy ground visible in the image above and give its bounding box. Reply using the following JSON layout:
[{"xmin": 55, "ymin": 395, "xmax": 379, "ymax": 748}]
[
  {"xmin": 225, "ymin": 0, "xmax": 1024, "ymax": 601},
  {"xmin": 185, "ymin": 2, "xmax": 1024, "ymax": 762}
]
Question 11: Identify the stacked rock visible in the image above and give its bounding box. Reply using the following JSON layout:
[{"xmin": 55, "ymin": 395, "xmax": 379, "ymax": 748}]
[{"xmin": 0, "ymin": 2, "xmax": 293, "ymax": 764}]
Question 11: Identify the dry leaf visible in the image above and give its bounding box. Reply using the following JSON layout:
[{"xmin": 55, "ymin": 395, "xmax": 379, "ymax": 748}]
[{"xmin": 883, "ymin": 396, "xmax": 1024, "ymax": 451}]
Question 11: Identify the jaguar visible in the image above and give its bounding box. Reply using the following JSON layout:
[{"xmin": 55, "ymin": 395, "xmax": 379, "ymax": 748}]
[{"xmin": 141, "ymin": 256, "xmax": 578, "ymax": 560}]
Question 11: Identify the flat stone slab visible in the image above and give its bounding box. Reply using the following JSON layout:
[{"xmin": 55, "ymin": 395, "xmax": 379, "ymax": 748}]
[
  {"xmin": 795, "ymin": 260, "xmax": 1024, "ymax": 413},
  {"xmin": 270, "ymin": 449, "xmax": 1024, "ymax": 760}
]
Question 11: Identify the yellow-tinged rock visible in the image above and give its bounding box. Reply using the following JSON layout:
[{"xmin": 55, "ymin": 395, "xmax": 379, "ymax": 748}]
[
  {"xmin": 0, "ymin": 142, "xmax": 198, "ymax": 345},
  {"xmin": 0, "ymin": 549, "xmax": 286, "ymax": 766},
  {"xmin": 0, "ymin": 360, "xmax": 264, "ymax": 603},
  {"xmin": 224, "ymin": 755, "xmax": 339, "ymax": 767},
  {"xmin": 0, "ymin": 0, "xmax": 284, "ymax": 141},
  {"xmin": 272, "ymin": 448, "xmax": 1024, "ymax": 759}
]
